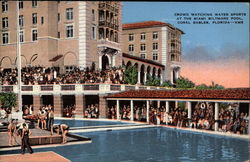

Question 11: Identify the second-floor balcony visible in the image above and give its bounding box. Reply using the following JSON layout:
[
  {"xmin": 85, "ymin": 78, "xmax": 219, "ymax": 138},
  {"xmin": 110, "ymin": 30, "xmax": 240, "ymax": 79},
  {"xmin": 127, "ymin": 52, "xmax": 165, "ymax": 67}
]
[{"xmin": 0, "ymin": 83, "xmax": 170, "ymax": 95}]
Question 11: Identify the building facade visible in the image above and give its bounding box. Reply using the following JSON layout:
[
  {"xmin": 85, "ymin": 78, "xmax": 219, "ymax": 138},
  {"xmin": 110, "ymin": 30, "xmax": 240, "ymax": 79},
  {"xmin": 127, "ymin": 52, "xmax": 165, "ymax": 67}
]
[
  {"xmin": 122, "ymin": 21, "xmax": 184, "ymax": 84},
  {"xmin": 0, "ymin": 0, "xmax": 122, "ymax": 73}
]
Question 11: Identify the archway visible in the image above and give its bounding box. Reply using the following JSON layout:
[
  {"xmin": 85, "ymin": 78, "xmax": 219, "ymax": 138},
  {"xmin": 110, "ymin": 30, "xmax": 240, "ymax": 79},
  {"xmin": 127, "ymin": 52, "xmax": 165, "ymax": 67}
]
[
  {"xmin": 64, "ymin": 52, "xmax": 77, "ymax": 66},
  {"xmin": 0, "ymin": 56, "xmax": 12, "ymax": 68},
  {"xmin": 102, "ymin": 55, "xmax": 109, "ymax": 70},
  {"xmin": 140, "ymin": 64, "xmax": 145, "ymax": 84},
  {"xmin": 126, "ymin": 61, "xmax": 132, "ymax": 69},
  {"xmin": 15, "ymin": 55, "xmax": 27, "ymax": 67},
  {"xmin": 152, "ymin": 67, "xmax": 156, "ymax": 79},
  {"xmin": 147, "ymin": 66, "xmax": 151, "ymax": 80},
  {"xmin": 158, "ymin": 69, "xmax": 161, "ymax": 79}
]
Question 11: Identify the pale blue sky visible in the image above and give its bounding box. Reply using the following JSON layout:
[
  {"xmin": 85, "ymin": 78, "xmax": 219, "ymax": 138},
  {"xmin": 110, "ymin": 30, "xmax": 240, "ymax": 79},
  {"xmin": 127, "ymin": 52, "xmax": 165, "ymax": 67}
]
[{"xmin": 122, "ymin": 2, "xmax": 249, "ymax": 60}]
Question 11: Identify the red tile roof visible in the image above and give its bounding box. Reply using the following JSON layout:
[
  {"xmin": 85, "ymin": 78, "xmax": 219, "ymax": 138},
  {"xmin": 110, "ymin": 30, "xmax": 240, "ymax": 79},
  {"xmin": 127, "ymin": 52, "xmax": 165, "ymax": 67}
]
[
  {"xmin": 123, "ymin": 21, "xmax": 167, "ymax": 29},
  {"xmin": 106, "ymin": 88, "xmax": 250, "ymax": 101},
  {"xmin": 123, "ymin": 21, "xmax": 184, "ymax": 34}
]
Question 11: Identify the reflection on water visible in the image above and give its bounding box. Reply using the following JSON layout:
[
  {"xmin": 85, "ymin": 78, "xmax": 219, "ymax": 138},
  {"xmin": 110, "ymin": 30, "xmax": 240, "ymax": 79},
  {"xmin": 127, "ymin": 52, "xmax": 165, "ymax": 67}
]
[{"xmin": 1, "ymin": 127, "xmax": 249, "ymax": 162}]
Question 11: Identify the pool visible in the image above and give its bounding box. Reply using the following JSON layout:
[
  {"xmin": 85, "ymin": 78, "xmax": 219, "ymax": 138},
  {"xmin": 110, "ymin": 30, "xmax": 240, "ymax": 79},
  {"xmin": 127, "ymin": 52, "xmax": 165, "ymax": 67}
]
[
  {"xmin": 1, "ymin": 127, "xmax": 249, "ymax": 161},
  {"xmin": 54, "ymin": 119, "xmax": 135, "ymax": 127}
]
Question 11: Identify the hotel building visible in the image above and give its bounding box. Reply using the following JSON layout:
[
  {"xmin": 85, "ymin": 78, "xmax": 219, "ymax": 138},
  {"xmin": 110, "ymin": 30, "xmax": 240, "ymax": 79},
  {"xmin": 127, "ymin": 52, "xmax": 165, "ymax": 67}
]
[
  {"xmin": 0, "ymin": 0, "xmax": 122, "ymax": 73},
  {"xmin": 122, "ymin": 21, "xmax": 184, "ymax": 84}
]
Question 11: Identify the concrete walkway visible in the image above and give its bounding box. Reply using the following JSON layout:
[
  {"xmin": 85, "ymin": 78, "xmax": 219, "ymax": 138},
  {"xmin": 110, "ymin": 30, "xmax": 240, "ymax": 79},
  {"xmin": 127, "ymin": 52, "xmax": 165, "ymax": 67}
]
[{"xmin": 0, "ymin": 151, "xmax": 70, "ymax": 162}]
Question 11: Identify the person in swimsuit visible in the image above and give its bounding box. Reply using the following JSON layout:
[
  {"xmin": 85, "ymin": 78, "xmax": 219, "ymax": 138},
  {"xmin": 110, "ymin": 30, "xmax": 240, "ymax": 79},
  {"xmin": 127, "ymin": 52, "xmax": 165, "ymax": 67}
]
[
  {"xmin": 8, "ymin": 119, "xmax": 16, "ymax": 146},
  {"xmin": 60, "ymin": 124, "xmax": 69, "ymax": 144},
  {"xmin": 21, "ymin": 123, "xmax": 33, "ymax": 154}
]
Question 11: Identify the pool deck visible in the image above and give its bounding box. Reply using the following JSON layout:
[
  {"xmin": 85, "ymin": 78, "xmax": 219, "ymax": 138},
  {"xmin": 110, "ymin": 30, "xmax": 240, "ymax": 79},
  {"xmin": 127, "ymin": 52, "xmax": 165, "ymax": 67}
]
[
  {"xmin": 0, "ymin": 127, "xmax": 91, "ymax": 152},
  {"xmin": 0, "ymin": 151, "xmax": 70, "ymax": 162}
]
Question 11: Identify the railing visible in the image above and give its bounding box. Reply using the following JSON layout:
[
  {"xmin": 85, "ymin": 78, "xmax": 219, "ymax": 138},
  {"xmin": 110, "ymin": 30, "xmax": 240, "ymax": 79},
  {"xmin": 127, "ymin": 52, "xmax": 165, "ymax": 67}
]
[
  {"xmin": 0, "ymin": 84, "xmax": 170, "ymax": 94},
  {"xmin": 41, "ymin": 85, "xmax": 53, "ymax": 91},
  {"xmin": 110, "ymin": 85, "xmax": 121, "ymax": 91},
  {"xmin": 1, "ymin": 86, "xmax": 13, "ymax": 92},
  {"xmin": 22, "ymin": 86, "xmax": 33, "ymax": 91},
  {"xmin": 61, "ymin": 85, "xmax": 75, "ymax": 91},
  {"xmin": 83, "ymin": 85, "xmax": 99, "ymax": 91}
]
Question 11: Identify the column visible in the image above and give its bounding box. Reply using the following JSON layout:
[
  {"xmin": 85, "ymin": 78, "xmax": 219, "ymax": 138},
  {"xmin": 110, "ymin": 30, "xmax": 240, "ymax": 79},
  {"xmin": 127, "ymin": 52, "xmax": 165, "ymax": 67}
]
[
  {"xmin": 54, "ymin": 95, "xmax": 62, "ymax": 117},
  {"xmin": 144, "ymin": 72, "xmax": 147, "ymax": 84},
  {"xmin": 214, "ymin": 102, "xmax": 219, "ymax": 131},
  {"xmin": 187, "ymin": 101, "xmax": 192, "ymax": 119},
  {"xmin": 116, "ymin": 100, "xmax": 120, "ymax": 120},
  {"xmin": 99, "ymin": 95, "xmax": 108, "ymax": 118},
  {"xmin": 187, "ymin": 101, "xmax": 192, "ymax": 127},
  {"xmin": 175, "ymin": 101, "xmax": 178, "ymax": 108},
  {"xmin": 130, "ymin": 100, "xmax": 134, "ymax": 121},
  {"xmin": 33, "ymin": 95, "xmax": 41, "ymax": 115},
  {"xmin": 165, "ymin": 101, "xmax": 169, "ymax": 113},
  {"xmin": 75, "ymin": 94, "xmax": 85, "ymax": 118},
  {"xmin": 160, "ymin": 74, "xmax": 163, "ymax": 84},
  {"xmin": 137, "ymin": 71, "xmax": 141, "ymax": 84},
  {"xmin": 157, "ymin": 100, "xmax": 160, "ymax": 108},
  {"xmin": 146, "ymin": 100, "xmax": 149, "ymax": 123}
]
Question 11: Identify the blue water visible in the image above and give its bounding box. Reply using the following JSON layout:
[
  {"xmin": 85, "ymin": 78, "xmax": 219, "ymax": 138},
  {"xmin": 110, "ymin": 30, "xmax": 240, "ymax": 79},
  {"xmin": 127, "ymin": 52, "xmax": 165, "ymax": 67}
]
[
  {"xmin": 54, "ymin": 119, "xmax": 134, "ymax": 127},
  {"xmin": 1, "ymin": 127, "xmax": 249, "ymax": 162}
]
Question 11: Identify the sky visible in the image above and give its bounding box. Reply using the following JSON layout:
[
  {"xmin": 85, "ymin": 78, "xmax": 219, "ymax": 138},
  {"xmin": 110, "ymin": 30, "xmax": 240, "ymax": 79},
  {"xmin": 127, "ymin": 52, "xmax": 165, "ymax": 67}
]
[{"xmin": 122, "ymin": 2, "xmax": 249, "ymax": 88}]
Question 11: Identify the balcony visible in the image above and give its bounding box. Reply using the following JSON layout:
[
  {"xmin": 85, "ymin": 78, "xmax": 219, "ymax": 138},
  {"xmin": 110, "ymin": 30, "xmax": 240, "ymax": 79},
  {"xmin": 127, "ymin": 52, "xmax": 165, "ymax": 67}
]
[
  {"xmin": 0, "ymin": 84, "xmax": 171, "ymax": 95},
  {"xmin": 97, "ymin": 39, "xmax": 120, "ymax": 50}
]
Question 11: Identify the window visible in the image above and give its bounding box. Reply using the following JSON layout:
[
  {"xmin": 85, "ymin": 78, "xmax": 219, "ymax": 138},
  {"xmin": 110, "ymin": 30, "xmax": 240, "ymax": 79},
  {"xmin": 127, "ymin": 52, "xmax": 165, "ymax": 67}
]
[
  {"xmin": 2, "ymin": 0, "xmax": 8, "ymax": 12},
  {"xmin": 32, "ymin": 29, "xmax": 37, "ymax": 41},
  {"xmin": 66, "ymin": 8, "xmax": 73, "ymax": 20},
  {"xmin": 2, "ymin": 17, "xmax": 8, "ymax": 28},
  {"xmin": 92, "ymin": 26, "xmax": 96, "ymax": 40},
  {"xmin": 19, "ymin": 0, "xmax": 23, "ymax": 9},
  {"xmin": 153, "ymin": 43, "xmax": 158, "ymax": 51},
  {"xmin": 140, "ymin": 32, "xmax": 145, "ymax": 41},
  {"xmin": 57, "ymin": 32, "xmax": 60, "ymax": 38},
  {"xmin": 2, "ymin": 32, "xmax": 9, "ymax": 44},
  {"xmin": 171, "ymin": 54, "xmax": 175, "ymax": 61},
  {"xmin": 92, "ymin": 9, "xmax": 95, "ymax": 21},
  {"xmin": 140, "ymin": 44, "xmax": 146, "ymax": 51},
  {"xmin": 128, "ymin": 44, "xmax": 134, "ymax": 52},
  {"xmin": 153, "ymin": 32, "xmax": 158, "ymax": 40},
  {"xmin": 66, "ymin": 25, "xmax": 73, "ymax": 38},
  {"xmin": 128, "ymin": 34, "xmax": 134, "ymax": 41},
  {"xmin": 32, "ymin": 13, "xmax": 37, "ymax": 25},
  {"xmin": 32, "ymin": 0, "xmax": 37, "ymax": 8},
  {"xmin": 140, "ymin": 53, "xmax": 145, "ymax": 59},
  {"xmin": 58, "ymin": 13, "xmax": 60, "ymax": 22},
  {"xmin": 19, "ymin": 30, "xmax": 24, "ymax": 42},
  {"xmin": 19, "ymin": 15, "xmax": 24, "ymax": 27},
  {"xmin": 41, "ymin": 17, "xmax": 44, "ymax": 24},
  {"xmin": 153, "ymin": 53, "xmax": 158, "ymax": 61}
]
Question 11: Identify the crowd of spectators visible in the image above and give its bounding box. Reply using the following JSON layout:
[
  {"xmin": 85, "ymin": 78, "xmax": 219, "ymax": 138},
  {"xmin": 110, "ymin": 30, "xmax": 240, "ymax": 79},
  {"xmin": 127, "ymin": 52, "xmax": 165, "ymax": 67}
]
[
  {"xmin": 108, "ymin": 103, "xmax": 249, "ymax": 135},
  {"xmin": 0, "ymin": 65, "xmax": 125, "ymax": 85},
  {"xmin": 63, "ymin": 105, "xmax": 76, "ymax": 118},
  {"xmin": 84, "ymin": 104, "xmax": 99, "ymax": 118}
]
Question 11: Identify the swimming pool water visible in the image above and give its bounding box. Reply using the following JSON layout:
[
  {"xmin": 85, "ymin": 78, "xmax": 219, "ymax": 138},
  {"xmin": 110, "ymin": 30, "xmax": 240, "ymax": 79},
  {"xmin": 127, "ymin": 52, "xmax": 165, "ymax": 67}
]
[
  {"xmin": 2, "ymin": 127, "xmax": 249, "ymax": 161},
  {"xmin": 54, "ymin": 119, "xmax": 134, "ymax": 127}
]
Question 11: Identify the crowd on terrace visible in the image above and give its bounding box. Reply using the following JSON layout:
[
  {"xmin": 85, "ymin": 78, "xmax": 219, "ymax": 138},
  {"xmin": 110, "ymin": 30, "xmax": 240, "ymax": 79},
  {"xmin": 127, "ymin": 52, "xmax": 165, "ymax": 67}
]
[
  {"xmin": 0, "ymin": 65, "xmax": 125, "ymax": 85},
  {"xmin": 108, "ymin": 103, "xmax": 249, "ymax": 135}
]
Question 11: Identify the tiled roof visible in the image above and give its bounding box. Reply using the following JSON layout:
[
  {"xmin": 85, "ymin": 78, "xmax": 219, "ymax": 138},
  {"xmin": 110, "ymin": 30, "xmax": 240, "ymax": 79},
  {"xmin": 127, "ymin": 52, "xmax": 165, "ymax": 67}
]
[
  {"xmin": 123, "ymin": 53, "xmax": 165, "ymax": 68},
  {"xmin": 106, "ymin": 88, "xmax": 250, "ymax": 100},
  {"xmin": 123, "ymin": 21, "xmax": 167, "ymax": 29},
  {"xmin": 122, "ymin": 21, "xmax": 184, "ymax": 34}
]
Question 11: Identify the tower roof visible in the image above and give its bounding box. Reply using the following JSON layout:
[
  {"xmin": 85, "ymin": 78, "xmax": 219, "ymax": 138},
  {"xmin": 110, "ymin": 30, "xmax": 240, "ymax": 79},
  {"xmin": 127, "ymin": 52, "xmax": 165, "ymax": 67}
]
[{"xmin": 123, "ymin": 21, "xmax": 184, "ymax": 34}]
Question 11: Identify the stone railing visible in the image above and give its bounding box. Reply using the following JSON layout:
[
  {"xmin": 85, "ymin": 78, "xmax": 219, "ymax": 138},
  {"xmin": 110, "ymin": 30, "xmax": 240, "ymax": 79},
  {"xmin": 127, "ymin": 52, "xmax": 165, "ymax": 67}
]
[{"xmin": 0, "ymin": 84, "xmax": 170, "ymax": 94}]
